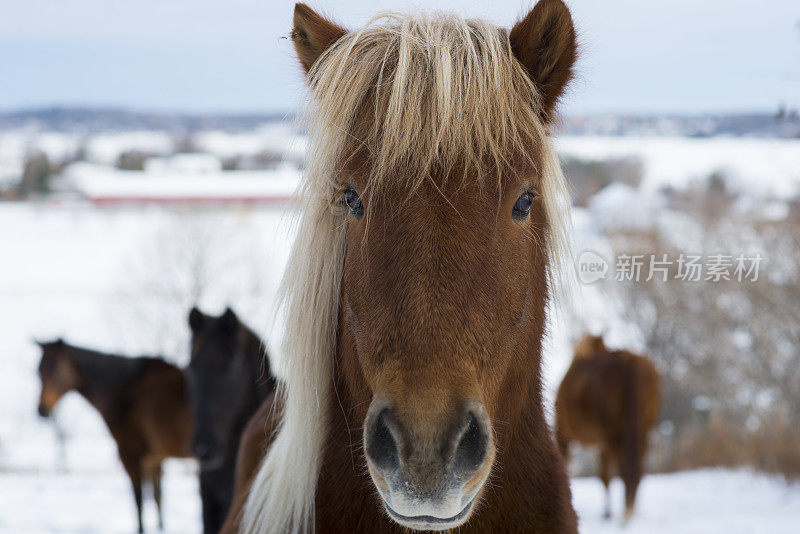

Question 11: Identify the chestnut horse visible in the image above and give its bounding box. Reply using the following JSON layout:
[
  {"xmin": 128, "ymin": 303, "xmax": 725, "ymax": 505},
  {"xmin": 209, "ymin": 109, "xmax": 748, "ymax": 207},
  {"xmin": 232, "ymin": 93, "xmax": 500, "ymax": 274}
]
[
  {"xmin": 230, "ymin": 1, "xmax": 579, "ymax": 532},
  {"xmin": 36, "ymin": 339, "xmax": 193, "ymax": 533},
  {"xmin": 555, "ymin": 335, "xmax": 661, "ymax": 521}
]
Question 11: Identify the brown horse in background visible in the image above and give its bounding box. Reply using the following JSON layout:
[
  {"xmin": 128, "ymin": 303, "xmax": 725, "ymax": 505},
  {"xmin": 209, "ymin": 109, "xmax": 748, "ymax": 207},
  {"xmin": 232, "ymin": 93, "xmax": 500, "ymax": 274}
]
[
  {"xmin": 229, "ymin": 1, "xmax": 580, "ymax": 532},
  {"xmin": 36, "ymin": 339, "xmax": 193, "ymax": 533},
  {"xmin": 555, "ymin": 334, "xmax": 661, "ymax": 522}
]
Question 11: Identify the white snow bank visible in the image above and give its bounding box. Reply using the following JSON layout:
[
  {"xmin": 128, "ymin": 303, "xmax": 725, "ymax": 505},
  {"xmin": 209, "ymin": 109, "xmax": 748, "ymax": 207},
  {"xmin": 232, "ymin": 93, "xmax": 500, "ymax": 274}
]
[
  {"xmin": 588, "ymin": 183, "xmax": 665, "ymax": 231},
  {"xmin": 573, "ymin": 469, "xmax": 800, "ymax": 534},
  {"xmin": 85, "ymin": 131, "xmax": 175, "ymax": 165},
  {"xmin": 556, "ymin": 136, "xmax": 800, "ymax": 200},
  {"xmin": 61, "ymin": 162, "xmax": 301, "ymax": 201},
  {"xmin": 193, "ymin": 123, "xmax": 307, "ymax": 162}
]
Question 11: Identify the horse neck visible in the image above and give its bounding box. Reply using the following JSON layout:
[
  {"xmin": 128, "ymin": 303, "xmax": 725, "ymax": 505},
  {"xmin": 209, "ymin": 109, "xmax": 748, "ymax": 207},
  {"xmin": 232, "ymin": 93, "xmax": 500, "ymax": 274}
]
[
  {"xmin": 68, "ymin": 347, "xmax": 141, "ymax": 416},
  {"xmin": 478, "ymin": 346, "xmax": 576, "ymax": 531},
  {"xmin": 241, "ymin": 330, "xmax": 277, "ymax": 404}
]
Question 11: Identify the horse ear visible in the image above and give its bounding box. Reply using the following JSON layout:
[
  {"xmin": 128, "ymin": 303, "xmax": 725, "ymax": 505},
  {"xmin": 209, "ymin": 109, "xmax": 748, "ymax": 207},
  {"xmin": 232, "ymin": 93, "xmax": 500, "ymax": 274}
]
[
  {"xmin": 189, "ymin": 307, "xmax": 205, "ymax": 331},
  {"xmin": 33, "ymin": 338, "xmax": 45, "ymax": 348},
  {"xmin": 509, "ymin": 0, "xmax": 577, "ymax": 123},
  {"xmin": 291, "ymin": 3, "xmax": 347, "ymax": 74},
  {"xmin": 220, "ymin": 307, "xmax": 239, "ymax": 334},
  {"xmin": 593, "ymin": 335, "xmax": 606, "ymax": 350}
]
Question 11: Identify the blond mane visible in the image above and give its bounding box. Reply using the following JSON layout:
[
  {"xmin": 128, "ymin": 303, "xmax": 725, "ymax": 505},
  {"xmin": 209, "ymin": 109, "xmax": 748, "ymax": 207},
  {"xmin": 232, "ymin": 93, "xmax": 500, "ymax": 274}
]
[{"xmin": 242, "ymin": 11, "xmax": 571, "ymax": 534}]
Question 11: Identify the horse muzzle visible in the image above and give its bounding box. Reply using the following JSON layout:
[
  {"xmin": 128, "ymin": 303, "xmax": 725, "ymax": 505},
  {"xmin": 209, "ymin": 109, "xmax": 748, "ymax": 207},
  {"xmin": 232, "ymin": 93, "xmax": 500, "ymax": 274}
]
[
  {"xmin": 192, "ymin": 438, "xmax": 226, "ymax": 470},
  {"xmin": 363, "ymin": 397, "xmax": 494, "ymax": 531}
]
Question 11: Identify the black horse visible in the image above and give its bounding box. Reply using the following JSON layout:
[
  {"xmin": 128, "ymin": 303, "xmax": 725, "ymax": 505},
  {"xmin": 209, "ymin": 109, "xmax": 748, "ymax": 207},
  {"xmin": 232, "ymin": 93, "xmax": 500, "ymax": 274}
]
[{"xmin": 185, "ymin": 307, "xmax": 278, "ymax": 534}]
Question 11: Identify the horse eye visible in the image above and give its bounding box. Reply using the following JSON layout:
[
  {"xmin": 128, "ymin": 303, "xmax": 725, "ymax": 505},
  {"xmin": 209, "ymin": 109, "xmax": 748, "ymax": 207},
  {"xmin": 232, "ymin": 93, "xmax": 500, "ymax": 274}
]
[
  {"xmin": 512, "ymin": 191, "xmax": 535, "ymax": 219},
  {"xmin": 344, "ymin": 189, "xmax": 364, "ymax": 218}
]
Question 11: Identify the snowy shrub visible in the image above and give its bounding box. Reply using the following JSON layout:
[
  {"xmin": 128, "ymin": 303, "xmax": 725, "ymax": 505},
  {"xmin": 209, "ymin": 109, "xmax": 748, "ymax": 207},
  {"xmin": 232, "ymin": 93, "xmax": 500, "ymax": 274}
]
[
  {"xmin": 561, "ymin": 155, "xmax": 643, "ymax": 206},
  {"xmin": 603, "ymin": 210, "xmax": 800, "ymax": 477}
]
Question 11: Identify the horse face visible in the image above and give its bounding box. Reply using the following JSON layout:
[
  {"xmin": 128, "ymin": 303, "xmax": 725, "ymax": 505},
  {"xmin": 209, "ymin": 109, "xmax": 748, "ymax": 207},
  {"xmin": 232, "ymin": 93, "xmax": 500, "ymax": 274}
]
[
  {"xmin": 340, "ymin": 175, "xmax": 549, "ymax": 530},
  {"xmin": 289, "ymin": 2, "xmax": 576, "ymax": 529},
  {"xmin": 186, "ymin": 308, "xmax": 248, "ymax": 469},
  {"xmin": 36, "ymin": 340, "xmax": 78, "ymax": 418}
]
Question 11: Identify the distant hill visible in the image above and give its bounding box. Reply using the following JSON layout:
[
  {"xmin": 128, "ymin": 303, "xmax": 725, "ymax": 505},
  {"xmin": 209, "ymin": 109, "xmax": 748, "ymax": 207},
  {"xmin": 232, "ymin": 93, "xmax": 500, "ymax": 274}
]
[
  {"xmin": 0, "ymin": 107, "xmax": 294, "ymax": 133},
  {"xmin": 1, "ymin": 107, "xmax": 798, "ymax": 138},
  {"xmin": 560, "ymin": 113, "xmax": 800, "ymax": 138}
]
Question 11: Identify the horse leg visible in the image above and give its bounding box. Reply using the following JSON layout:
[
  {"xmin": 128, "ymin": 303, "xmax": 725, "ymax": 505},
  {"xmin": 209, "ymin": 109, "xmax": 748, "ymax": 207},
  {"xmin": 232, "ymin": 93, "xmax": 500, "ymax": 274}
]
[
  {"xmin": 599, "ymin": 448, "xmax": 614, "ymax": 519},
  {"xmin": 122, "ymin": 456, "xmax": 145, "ymax": 533},
  {"xmin": 199, "ymin": 469, "xmax": 220, "ymax": 534},
  {"xmin": 151, "ymin": 463, "xmax": 163, "ymax": 531}
]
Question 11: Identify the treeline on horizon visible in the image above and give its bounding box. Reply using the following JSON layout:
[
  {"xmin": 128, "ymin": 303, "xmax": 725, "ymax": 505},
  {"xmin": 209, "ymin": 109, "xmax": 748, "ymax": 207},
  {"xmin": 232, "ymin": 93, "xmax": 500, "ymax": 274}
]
[{"xmin": 2, "ymin": 106, "xmax": 799, "ymax": 137}]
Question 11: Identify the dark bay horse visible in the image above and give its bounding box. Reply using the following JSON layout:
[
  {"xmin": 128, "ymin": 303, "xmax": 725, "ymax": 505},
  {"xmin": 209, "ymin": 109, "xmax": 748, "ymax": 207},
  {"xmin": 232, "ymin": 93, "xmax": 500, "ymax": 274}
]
[
  {"xmin": 555, "ymin": 335, "xmax": 661, "ymax": 521},
  {"xmin": 35, "ymin": 339, "xmax": 193, "ymax": 533},
  {"xmin": 228, "ymin": 2, "xmax": 580, "ymax": 532},
  {"xmin": 185, "ymin": 307, "xmax": 278, "ymax": 534},
  {"xmin": 220, "ymin": 394, "xmax": 280, "ymax": 534}
]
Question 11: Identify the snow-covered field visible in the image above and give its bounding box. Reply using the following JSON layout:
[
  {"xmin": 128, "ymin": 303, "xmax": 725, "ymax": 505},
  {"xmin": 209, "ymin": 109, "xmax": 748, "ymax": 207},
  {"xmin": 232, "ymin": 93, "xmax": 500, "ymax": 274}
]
[
  {"xmin": 0, "ymin": 463, "xmax": 201, "ymax": 534},
  {"xmin": 2, "ymin": 134, "xmax": 800, "ymax": 532},
  {"xmin": 556, "ymin": 136, "xmax": 800, "ymax": 199},
  {"xmin": 573, "ymin": 469, "xmax": 800, "ymax": 534},
  {"xmin": 0, "ymin": 201, "xmax": 294, "ymax": 532},
  {"xmin": 1, "ymin": 466, "xmax": 797, "ymax": 533}
]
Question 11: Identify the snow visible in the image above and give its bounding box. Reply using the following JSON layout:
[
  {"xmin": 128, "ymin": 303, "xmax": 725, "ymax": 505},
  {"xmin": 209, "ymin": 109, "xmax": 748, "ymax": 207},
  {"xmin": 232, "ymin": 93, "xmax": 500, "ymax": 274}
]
[
  {"xmin": 85, "ymin": 131, "xmax": 175, "ymax": 165},
  {"xmin": 61, "ymin": 162, "xmax": 301, "ymax": 201},
  {"xmin": 0, "ymin": 124, "xmax": 307, "ymax": 190},
  {"xmin": 193, "ymin": 123, "xmax": 307, "ymax": 162},
  {"xmin": 573, "ymin": 469, "xmax": 800, "ymax": 533},
  {"xmin": 0, "ymin": 464, "xmax": 201, "ymax": 534},
  {"xmin": 143, "ymin": 154, "xmax": 223, "ymax": 174},
  {"xmin": 0, "ymin": 202, "xmax": 295, "ymax": 473},
  {"xmin": 2, "ymin": 132, "xmax": 800, "ymax": 531},
  {"xmin": 2, "ymin": 202, "xmax": 799, "ymax": 533},
  {"xmin": 0, "ymin": 130, "xmax": 83, "ymax": 185},
  {"xmin": 1, "ymin": 466, "xmax": 797, "ymax": 532},
  {"xmin": 556, "ymin": 136, "xmax": 800, "ymax": 200},
  {"xmin": 587, "ymin": 183, "xmax": 665, "ymax": 232},
  {"xmin": 2, "ymin": 126, "xmax": 797, "ymax": 203},
  {"xmin": 0, "ymin": 200, "xmax": 297, "ymax": 531}
]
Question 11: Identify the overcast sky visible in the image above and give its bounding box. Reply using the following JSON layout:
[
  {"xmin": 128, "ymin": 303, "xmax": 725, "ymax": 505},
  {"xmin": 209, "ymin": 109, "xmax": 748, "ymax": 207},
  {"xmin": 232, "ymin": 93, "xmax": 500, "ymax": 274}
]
[{"xmin": 1, "ymin": 0, "xmax": 799, "ymax": 115}]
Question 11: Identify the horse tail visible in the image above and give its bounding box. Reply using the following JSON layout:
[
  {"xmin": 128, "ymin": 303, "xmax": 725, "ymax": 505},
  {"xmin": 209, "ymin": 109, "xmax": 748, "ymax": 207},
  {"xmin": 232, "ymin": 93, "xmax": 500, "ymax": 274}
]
[{"xmin": 619, "ymin": 357, "xmax": 643, "ymax": 522}]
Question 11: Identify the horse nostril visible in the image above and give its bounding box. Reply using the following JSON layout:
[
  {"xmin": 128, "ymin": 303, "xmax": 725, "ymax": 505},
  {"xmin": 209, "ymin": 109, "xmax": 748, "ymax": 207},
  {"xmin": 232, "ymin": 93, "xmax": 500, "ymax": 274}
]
[
  {"xmin": 366, "ymin": 409, "xmax": 399, "ymax": 471},
  {"xmin": 454, "ymin": 412, "xmax": 489, "ymax": 475}
]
